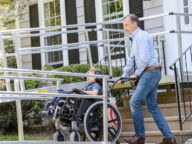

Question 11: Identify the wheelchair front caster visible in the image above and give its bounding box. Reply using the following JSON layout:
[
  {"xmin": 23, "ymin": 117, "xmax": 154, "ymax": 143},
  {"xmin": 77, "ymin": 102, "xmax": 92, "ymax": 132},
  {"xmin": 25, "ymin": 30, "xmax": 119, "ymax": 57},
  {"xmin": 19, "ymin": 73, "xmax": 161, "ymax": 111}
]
[
  {"xmin": 70, "ymin": 130, "xmax": 81, "ymax": 141},
  {"xmin": 53, "ymin": 130, "xmax": 66, "ymax": 141}
]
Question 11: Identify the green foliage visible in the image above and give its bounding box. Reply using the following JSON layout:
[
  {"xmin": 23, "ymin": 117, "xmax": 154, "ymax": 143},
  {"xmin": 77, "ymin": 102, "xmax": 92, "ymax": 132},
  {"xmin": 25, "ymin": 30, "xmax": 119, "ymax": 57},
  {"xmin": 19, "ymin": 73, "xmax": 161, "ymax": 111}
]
[
  {"xmin": 0, "ymin": 135, "xmax": 42, "ymax": 141},
  {"xmin": 21, "ymin": 100, "xmax": 44, "ymax": 131},
  {"xmin": 0, "ymin": 100, "xmax": 44, "ymax": 135},
  {"xmin": 24, "ymin": 74, "xmax": 47, "ymax": 90},
  {"xmin": 47, "ymin": 64, "xmax": 91, "ymax": 85},
  {"xmin": 0, "ymin": 102, "xmax": 17, "ymax": 134},
  {"xmin": 43, "ymin": 64, "xmax": 54, "ymax": 71},
  {"xmin": 0, "ymin": 0, "xmax": 30, "ymax": 24},
  {"xmin": 0, "ymin": 0, "xmax": 14, "ymax": 5},
  {"xmin": 0, "ymin": 74, "xmax": 46, "ymax": 135}
]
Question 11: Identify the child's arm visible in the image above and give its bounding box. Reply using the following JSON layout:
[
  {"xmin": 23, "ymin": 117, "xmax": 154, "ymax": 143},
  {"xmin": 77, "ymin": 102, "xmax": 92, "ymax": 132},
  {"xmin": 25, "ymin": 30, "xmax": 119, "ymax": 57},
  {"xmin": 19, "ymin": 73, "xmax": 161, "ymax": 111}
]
[{"xmin": 83, "ymin": 89, "xmax": 99, "ymax": 95}]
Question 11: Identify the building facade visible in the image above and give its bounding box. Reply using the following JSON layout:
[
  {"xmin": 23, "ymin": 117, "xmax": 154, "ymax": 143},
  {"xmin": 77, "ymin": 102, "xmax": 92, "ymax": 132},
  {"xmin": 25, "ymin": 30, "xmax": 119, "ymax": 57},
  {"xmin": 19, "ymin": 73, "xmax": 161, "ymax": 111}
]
[{"xmin": 1, "ymin": 0, "xmax": 192, "ymax": 76}]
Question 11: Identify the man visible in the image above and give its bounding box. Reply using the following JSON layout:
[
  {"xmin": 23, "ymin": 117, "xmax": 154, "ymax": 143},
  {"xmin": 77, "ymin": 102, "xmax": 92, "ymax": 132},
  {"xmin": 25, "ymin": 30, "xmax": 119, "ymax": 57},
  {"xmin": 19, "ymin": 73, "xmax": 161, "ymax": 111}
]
[{"xmin": 119, "ymin": 14, "xmax": 176, "ymax": 144}]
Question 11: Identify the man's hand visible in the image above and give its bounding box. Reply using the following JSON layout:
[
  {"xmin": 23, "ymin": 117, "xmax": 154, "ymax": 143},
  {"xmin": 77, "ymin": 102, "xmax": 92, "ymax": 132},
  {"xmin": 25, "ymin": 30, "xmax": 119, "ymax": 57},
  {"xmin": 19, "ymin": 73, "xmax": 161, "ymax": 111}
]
[
  {"xmin": 117, "ymin": 79, "xmax": 124, "ymax": 85},
  {"xmin": 130, "ymin": 74, "xmax": 138, "ymax": 82}
]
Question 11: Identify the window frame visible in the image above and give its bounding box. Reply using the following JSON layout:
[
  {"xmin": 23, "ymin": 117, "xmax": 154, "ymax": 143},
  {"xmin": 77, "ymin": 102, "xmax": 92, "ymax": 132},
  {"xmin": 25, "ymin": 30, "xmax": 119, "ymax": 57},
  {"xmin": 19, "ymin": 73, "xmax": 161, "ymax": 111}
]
[
  {"xmin": 43, "ymin": 0, "xmax": 63, "ymax": 67},
  {"xmin": 102, "ymin": 0, "xmax": 123, "ymax": 21}
]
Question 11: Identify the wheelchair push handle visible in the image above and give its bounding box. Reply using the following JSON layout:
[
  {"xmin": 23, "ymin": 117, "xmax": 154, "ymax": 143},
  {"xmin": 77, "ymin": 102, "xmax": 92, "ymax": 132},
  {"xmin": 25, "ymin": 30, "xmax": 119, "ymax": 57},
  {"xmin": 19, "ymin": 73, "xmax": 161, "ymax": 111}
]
[
  {"xmin": 120, "ymin": 77, "xmax": 137, "ymax": 83},
  {"xmin": 107, "ymin": 77, "xmax": 137, "ymax": 94}
]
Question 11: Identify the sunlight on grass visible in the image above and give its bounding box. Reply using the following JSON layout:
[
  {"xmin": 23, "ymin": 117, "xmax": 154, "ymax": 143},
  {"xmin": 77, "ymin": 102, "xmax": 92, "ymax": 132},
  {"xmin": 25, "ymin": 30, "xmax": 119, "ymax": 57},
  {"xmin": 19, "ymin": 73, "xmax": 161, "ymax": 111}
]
[{"xmin": 0, "ymin": 135, "xmax": 42, "ymax": 141}]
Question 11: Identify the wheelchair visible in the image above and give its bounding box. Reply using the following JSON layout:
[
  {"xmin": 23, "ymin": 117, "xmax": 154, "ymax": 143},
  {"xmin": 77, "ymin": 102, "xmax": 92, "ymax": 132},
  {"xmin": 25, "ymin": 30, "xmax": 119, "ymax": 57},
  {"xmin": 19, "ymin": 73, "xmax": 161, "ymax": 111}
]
[{"xmin": 51, "ymin": 77, "xmax": 133, "ymax": 143}]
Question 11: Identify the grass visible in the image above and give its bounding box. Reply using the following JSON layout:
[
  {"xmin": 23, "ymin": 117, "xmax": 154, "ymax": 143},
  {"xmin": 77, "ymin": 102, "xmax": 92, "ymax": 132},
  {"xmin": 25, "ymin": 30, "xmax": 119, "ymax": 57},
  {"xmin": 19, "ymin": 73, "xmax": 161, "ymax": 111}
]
[{"xmin": 0, "ymin": 135, "xmax": 42, "ymax": 141}]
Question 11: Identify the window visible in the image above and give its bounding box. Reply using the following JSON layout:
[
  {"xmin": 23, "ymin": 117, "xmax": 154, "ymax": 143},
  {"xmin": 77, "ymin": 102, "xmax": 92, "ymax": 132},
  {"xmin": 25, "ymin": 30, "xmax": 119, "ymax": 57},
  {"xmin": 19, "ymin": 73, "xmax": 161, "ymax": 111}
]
[
  {"xmin": 103, "ymin": 0, "xmax": 123, "ymax": 21},
  {"xmin": 44, "ymin": 0, "xmax": 61, "ymax": 27},
  {"xmin": 183, "ymin": 0, "xmax": 190, "ymax": 24},
  {"xmin": 43, "ymin": 0, "xmax": 63, "ymax": 67},
  {"xmin": 102, "ymin": 0, "xmax": 126, "ymax": 65}
]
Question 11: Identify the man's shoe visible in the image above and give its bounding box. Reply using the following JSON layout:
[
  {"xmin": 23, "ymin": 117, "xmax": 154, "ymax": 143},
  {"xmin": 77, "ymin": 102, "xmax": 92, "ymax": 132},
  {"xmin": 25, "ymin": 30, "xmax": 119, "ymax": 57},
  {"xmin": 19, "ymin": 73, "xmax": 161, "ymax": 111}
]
[
  {"xmin": 124, "ymin": 135, "xmax": 145, "ymax": 144},
  {"xmin": 158, "ymin": 137, "xmax": 177, "ymax": 144}
]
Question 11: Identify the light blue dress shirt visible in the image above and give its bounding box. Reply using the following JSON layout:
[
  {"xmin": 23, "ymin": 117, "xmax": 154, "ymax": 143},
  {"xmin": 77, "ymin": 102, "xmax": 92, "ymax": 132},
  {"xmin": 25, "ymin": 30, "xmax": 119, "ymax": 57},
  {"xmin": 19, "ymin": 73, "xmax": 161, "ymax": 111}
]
[{"xmin": 122, "ymin": 27, "xmax": 160, "ymax": 77}]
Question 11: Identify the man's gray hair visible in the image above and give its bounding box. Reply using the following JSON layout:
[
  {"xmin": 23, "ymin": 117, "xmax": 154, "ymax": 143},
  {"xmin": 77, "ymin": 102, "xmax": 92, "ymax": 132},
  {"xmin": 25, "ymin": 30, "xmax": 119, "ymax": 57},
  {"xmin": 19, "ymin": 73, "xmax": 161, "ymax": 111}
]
[{"xmin": 123, "ymin": 14, "xmax": 139, "ymax": 26}]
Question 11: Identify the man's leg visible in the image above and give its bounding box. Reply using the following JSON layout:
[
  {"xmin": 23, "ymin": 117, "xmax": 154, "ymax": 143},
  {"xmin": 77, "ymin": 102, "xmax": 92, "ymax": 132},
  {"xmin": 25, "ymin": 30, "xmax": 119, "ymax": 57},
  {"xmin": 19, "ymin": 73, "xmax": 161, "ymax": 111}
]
[
  {"xmin": 145, "ymin": 84, "xmax": 173, "ymax": 138},
  {"xmin": 129, "ymin": 70, "xmax": 159, "ymax": 137}
]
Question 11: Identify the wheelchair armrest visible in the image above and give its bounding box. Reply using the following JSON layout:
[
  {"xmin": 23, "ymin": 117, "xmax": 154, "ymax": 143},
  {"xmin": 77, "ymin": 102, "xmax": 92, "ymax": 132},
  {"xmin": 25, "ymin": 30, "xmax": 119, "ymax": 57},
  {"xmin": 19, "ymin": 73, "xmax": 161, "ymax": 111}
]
[
  {"xmin": 72, "ymin": 88, "xmax": 87, "ymax": 94},
  {"xmin": 57, "ymin": 89, "xmax": 72, "ymax": 94}
]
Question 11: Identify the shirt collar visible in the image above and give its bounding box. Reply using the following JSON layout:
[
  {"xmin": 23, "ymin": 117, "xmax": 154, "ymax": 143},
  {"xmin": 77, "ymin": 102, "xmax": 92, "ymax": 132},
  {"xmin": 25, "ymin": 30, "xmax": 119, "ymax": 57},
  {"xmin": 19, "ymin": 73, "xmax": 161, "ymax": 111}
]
[{"xmin": 131, "ymin": 27, "xmax": 140, "ymax": 38}]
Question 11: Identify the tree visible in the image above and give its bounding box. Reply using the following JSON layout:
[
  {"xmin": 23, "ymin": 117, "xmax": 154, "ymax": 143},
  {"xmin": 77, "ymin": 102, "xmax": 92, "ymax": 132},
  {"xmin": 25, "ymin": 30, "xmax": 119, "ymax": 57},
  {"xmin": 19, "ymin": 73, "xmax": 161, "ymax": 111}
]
[{"xmin": 0, "ymin": 0, "xmax": 29, "ymax": 28}]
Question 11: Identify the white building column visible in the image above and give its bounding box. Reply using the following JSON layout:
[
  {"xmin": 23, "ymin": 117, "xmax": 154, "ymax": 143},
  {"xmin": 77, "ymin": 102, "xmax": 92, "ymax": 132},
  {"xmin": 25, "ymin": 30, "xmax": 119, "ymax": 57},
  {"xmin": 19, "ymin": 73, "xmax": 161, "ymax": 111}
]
[
  {"xmin": 95, "ymin": 0, "xmax": 104, "ymax": 62},
  {"xmin": 123, "ymin": 0, "xmax": 129, "ymax": 16},
  {"xmin": 38, "ymin": 0, "xmax": 46, "ymax": 69},
  {"xmin": 76, "ymin": 0, "xmax": 88, "ymax": 64},
  {"xmin": 123, "ymin": 0, "xmax": 130, "ymax": 60},
  {"xmin": 162, "ymin": 0, "xmax": 179, "ymax": 75},
  {"xmin": 60, "ymin": 0, "xmax": 69, "ymax": 66}
]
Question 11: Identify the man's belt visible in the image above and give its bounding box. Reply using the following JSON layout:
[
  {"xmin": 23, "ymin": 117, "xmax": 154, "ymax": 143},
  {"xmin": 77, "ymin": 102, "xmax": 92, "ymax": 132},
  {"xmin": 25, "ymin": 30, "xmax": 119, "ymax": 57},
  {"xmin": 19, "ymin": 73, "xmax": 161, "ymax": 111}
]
[{"xmin": 144, "ymin": 67, "xmax": 161, "ymax": 71}]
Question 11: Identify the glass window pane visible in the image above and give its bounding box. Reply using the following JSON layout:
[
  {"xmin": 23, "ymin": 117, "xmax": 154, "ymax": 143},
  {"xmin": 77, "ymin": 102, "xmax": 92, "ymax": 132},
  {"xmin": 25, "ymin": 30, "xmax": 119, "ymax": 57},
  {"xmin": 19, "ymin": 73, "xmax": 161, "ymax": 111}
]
[
  {"xmin": 56, "ymin": 16, "xmax": 61, "ymax": 26},
  {"xmin": 183, "ymin": 0, "xmax": 188, "ymax": 6},
  {"xmin": 55, "ymin": 0, "xmax": 60, "ymax": 16},
  {"xmin": 109, "ymin": 2, "xmax": 116, "ymax": 14},
  {"xmin": 103, "ymin": 3, "xmax": 109, "ymax": 15},
  {"xmin": 117, "ymin": 0, "xmax": 123, "ymax": 12},
  {"xmin": 59, "ymin": 51, "xmax": 63, "ymax": 60},
  {"xmin": 50, "ymin": 18, "xmax": 55, "ymax": 26},
  {"xmin": 49, "ymin": 1, "xmax": 55, "ymax": 18},
  {"xmin": 184, "ymin": 7, "xmax": 189, "ymax": 13},
  {"xmin": 184, "ymin": 7, "xmax": 189, "ymax": 24},
  {"xmin": 45, "ymin": 18, "xmax": 50, "ymax": 27},
  {"xmin": 184, "ymin": 16, "xmax": 189, "ymax": 24},
  {"xmin": 44, "ymin": 3, "xmax": 49, "ymax": 19}
]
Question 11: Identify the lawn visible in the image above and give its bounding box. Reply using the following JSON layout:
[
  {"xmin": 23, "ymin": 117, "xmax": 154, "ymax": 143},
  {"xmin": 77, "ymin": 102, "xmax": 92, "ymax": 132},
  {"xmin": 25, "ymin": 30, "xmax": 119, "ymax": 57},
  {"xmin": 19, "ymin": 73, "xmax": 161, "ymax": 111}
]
[{"xmin": 0, "ymin": 135, "xmax": 42, "ymax": 141}]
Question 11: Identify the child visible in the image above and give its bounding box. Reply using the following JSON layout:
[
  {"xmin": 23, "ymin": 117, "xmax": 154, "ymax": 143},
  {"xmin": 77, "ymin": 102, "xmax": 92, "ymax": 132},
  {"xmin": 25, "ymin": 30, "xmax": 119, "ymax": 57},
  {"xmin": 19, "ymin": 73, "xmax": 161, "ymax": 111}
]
[
  {"xmin": 82, "ymin": 68, "xmax": 102, "ymax": 95},
  {"xmin": 41, "ymin": 68, "xmax": 102, "ymax": 117}
]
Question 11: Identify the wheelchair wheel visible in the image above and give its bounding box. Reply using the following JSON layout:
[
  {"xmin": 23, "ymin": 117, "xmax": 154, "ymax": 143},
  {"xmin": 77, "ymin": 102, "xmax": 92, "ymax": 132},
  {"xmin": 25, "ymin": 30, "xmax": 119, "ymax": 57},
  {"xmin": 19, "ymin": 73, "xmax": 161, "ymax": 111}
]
[
  {"xmin": 53, "ymin": 130, "xmax": 66, "ymax": 141},
  {"xmin": 84, "ymin": 101, "xmax": 122, "ymax": 143}
]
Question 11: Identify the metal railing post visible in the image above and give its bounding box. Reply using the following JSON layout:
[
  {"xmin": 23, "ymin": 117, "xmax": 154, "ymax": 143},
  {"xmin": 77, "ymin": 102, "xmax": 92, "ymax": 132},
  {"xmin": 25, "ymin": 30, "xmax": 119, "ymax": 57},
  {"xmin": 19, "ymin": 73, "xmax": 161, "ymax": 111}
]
[
  {"xmin": 56, "ymin": 80, "xmax": 61, "ymax": 91},
  {"xmin": 106, "ymin": 31, "xmax": 113, "ymax": 76},
  {"xmin": 103, "ymin": 77, "xmax": 108, "ymax": 143},
  {"xmin": 161, "ymin": 40, "xmax": 167, "ymax": 75},
  {"xmin": 85, "ymin": 32, "xmax": 93, "ymax": 68},
  {"xmin": 174, "ymin": 64, "xmax": 182, "ymax": 131},
  {"xmin": 14, "ymin": 79, "xmax": 24, "ymax": 140},
  {"xmin": 13, "ymin": 32, "xmax": 25, "ymax": 91},
  {"xmin": 0, "ymin": 33, "xmax": 11, "ymax": 91},
  {"xmin": 176, "ymin": 14, "xmax": 184, "ymax": 80}
]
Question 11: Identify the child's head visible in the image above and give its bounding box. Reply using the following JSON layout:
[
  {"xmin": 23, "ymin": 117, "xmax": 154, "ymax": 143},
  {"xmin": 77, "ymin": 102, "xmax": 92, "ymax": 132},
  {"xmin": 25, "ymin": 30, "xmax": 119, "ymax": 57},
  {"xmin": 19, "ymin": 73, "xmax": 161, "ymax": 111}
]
[{"xmin": 87, "ymin": 68, "xmax": 102, "ymax": 84}]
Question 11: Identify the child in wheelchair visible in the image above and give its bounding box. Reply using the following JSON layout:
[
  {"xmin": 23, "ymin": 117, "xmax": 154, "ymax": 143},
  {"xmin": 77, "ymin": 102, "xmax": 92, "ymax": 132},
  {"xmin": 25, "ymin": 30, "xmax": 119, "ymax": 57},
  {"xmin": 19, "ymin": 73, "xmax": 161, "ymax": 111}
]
[
  {"xmin": 40, "ymin": 68, "xmax": 124, "ymax": 143},
  {"xmin": 41, "ymin": 68, "xmax": 103, "ymax": 118}
]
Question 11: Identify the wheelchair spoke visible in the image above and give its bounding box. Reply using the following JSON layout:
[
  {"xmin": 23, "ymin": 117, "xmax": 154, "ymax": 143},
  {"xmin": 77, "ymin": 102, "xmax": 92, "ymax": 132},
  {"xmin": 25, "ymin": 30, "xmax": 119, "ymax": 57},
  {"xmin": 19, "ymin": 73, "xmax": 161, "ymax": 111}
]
[{"xmin": 108, "ymin": 119, "xmax": 118, "ymax": 123}]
